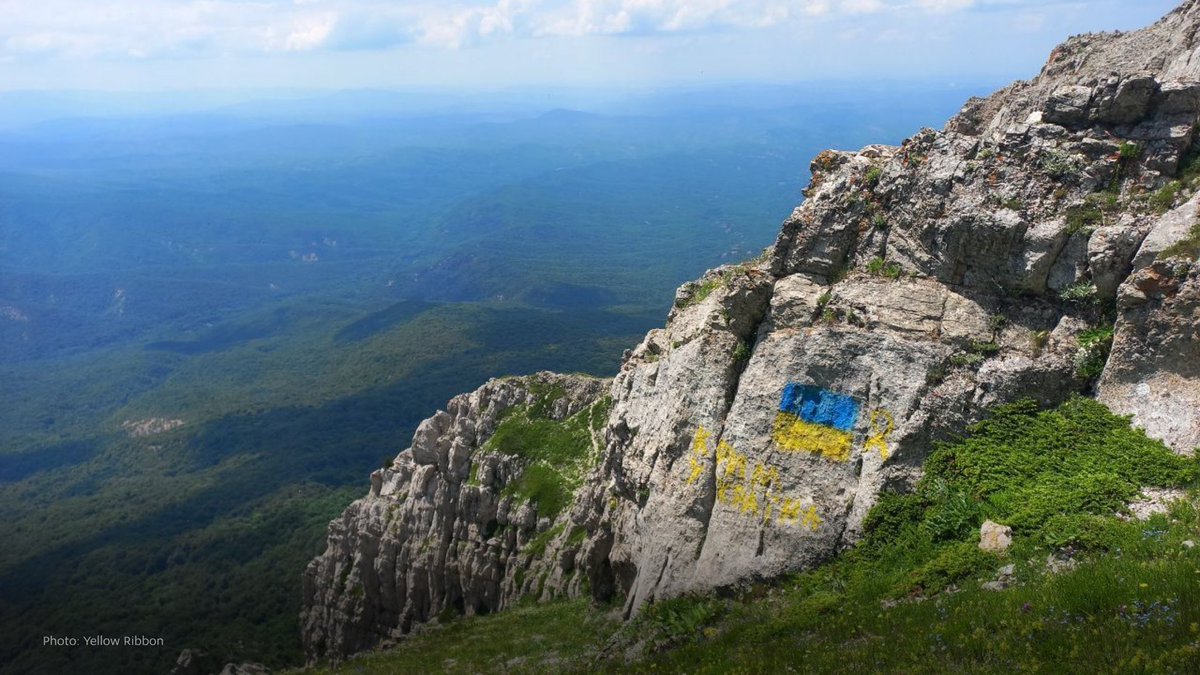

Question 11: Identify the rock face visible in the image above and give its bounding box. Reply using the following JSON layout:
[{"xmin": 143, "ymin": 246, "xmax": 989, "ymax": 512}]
[
  {"xmin": 301, "ymin": 1, "xmax": 1200, "ymax": 663},
  {"xmin": 1098, "ymin": 211, "xmax": 1200, "ymax": 453},
  {"xmin": 300, "ymin": 373, "xmax": 609, "ymax": 660}
]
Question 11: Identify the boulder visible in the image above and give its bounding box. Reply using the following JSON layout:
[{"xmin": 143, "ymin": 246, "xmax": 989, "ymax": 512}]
[{"xmin": 979, "ymin": 521, "xmax": 1013, "ymax": 554}]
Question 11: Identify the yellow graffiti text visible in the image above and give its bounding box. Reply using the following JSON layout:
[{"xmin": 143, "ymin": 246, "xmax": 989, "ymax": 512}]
[{"xmin": 688, "ymin": 425, "xmax": 821, "ymax": 531}]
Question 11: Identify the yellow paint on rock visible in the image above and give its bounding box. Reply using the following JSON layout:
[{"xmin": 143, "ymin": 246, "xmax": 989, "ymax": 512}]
[
  {"xmin": 686, "ymin": 426, "xmax": 711, "ymax": 485},
  {"xmin": 771, "ymin": 412, "xmax": 854, "ymax": 462},
  {"xmin": 864, "ymin": 409, "xmax": 896, "ymax": 460},
  {"xmin": 681, "ymin": 425, "xmax": 822, "ymax": 531}
]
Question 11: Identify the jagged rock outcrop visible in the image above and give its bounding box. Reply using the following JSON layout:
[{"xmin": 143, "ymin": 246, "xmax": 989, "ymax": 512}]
[
  {"xmin": 1098, "ymin": 210, "xmax": 1199, "ymax": 453},
  {"xmin": 301, "ymin": 373, "xmax": 609, "ymax": 660},
  {"xmin": 302, "ymin": 1, "xmax": 1200, "ymax": 663}
]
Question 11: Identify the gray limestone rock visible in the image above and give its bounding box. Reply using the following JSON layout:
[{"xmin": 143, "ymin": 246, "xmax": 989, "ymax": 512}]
[
  {"xmin": 1098, "ymin": 258, "xmax": 1200, "ymax": 455},
  {"xmin": 300, "ymin": 372, "xmax": 609, "ymax": 663},
  {"xmin": 979, "ymin": 521, "xmax": 1013, "ymax": 554}
]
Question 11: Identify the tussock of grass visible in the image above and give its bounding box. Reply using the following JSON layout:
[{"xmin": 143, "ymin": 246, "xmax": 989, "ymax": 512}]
[
  {"xmin": 1065, "ymin": 203, "xmax": 1103, "ymax": 235},
  {"xmin": 677, "ymin": 266, "xmax": 749, "ymax": 309},
  {"xmin": 1152, "ymin": 181, "xmax": 1184, "ymax": 214},
  {"xmin": 866, "ymin": 257, "xmax": 903, "ymax": 280}
]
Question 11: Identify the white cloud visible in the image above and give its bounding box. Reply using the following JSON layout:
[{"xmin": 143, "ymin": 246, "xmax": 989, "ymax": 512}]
[
  {"xmin": 840, "ymin": 0, "xmax": 885, "ymax": 14},
  {"xmin": 803, "ymin": 1, "xmax": 832, "ymax": 17},
  {"xmin": 913, "ymin": 0, "xmax": 976, "ymax": 11},
  {"xmin": 0, "ymin": 0, "xmax": 1105, "ymax": 61}
]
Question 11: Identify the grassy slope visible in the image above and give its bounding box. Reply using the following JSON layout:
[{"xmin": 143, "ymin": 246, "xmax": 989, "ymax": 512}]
[{"xmin": 299, "ymin": 398, "xmax": 1200, "ymax": 675}]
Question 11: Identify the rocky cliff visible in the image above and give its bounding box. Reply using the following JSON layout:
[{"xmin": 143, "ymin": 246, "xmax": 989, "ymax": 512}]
[{"xmin": 301, "ymin": 1, "xmax": 1200, "ymax": 663}]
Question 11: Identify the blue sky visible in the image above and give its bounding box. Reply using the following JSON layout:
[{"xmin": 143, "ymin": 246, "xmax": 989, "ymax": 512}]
[{"xmin": 0, "ymin": 0, "xmax": 1182, "ymax": 91}]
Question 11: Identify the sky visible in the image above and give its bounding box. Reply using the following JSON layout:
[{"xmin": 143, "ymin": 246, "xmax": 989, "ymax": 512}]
[{"xmin": 0, "ymin": 0, "xmax": 1183, "ymax": 92}]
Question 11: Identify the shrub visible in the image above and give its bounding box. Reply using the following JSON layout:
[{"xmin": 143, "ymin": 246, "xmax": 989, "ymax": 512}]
[
  {"xmin": 860, "ymin": 492, "xmax": 927, "ymax": 551},
  {"xmin": 1059, "ymin": 281, "xmax": 1097, "ymax": 304},
  {"xmin": 925, "ymin": 365, "xmax": 947, "ymax": 386},
  {"xmin": 863, "ymin": 166, "xmax": 883, "ymax": 188},
  {"xmin": 732, "ymin": 339, "xmax": 751, "ymax": 363},
  {"xmin": 1040, "ymin": 513, "xmax": 1130, "ymax": 551},
  {"xmin": 866, "ymin": 257, "xmax": 903, "ymax": 279},
  {"xmin": 1041, "ymin": 150, "xmax": 1083, "ymax": 179},
  {"xmin": 1030, "ymin": 329, "xmax": 1050, "ymax": 355},
  {"xmin": 637, "ymin": 595, "xmax": 727, "ymax": 650},
  {"xmin": 894, "ymin": 541, "xmax": 995, "ymax": 597},
  {"xmin": 1180, "ymin": 145, "xmax": 1200, "ymax": 185},
  {"xmin": 918, "ymin": 397, "xmax": 1197, "ymax": 540},
  {"xmin": 1118, "ymin": 142, "xmax": 1142, "ymax": 161},
  {"xmin": 1064, "ymin": 204, "xmax": 1103, "ymax": 235},
  {"xmin": 1074, "ymin": 326, "xmax": 1114, "ymax": 380},
  {"xmin": 950, "ymin": 352, "xmax": 985, "ymax": 368},
  {"xmin": 920, "ymin": 484, "xmax": 983, "ymax": 542}
]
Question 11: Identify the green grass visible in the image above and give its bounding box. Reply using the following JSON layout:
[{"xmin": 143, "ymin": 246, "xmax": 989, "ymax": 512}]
[
  {"xmin": 969, "ymin": 341, "xmax": 1001, "ymax": 356},
  {"xmin": 732, "ymin": 339, "xmax": 752, "ymax": 363},
  {"xmin": 487, "ymin": 396, "xmax": 610, "ymax": 520},
  {"xmin": 866, "ymin": 257, "xmax": 904, "ymax": 280},
  {"xmin": 863, "ymin": 166, "xmax": 883, "ymax": 189},
  {"xmin": 1060, "ymin": 281, "xmax": 1098, "ymax": 304},
  {"xmin": 1076, "ymin": 326, "xmax": 1116, "ymax": 380},
  {"xmin": 524, "ymin": 524, "xmax": 566, "ymax": 558},
  {"xmin": 1160, "ymin": 222, "xmax": 1200, "ymax": 261},
  {"xmin": 1065, "ymin": 203, "xmax": 1104, "ymax": 235},
  {"xmin": 294, "ymin": 599, "xmax": 618, "ymax": 675},
  {"xmin": 289, "ymin": 398, "xmax": 1200, "ymax": 674},
  {"xmin": 1152, "ymin": 181, "xmax": 1184, "ymax": 214},
  {"xmin": 677, "ymin": 266, "xmax": 753, "ymax": 309}
]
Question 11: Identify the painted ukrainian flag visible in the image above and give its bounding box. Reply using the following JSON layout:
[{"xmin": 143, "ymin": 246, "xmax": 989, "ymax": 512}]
[{"xmin": 771, "ymin": 383, "xmax": 860, "ymax": 462}]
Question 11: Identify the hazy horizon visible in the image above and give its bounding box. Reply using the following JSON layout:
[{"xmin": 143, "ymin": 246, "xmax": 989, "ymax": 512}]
[{"xmin": 0, "ymin": 1, "xmax": 1179, "ymax": 94}]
